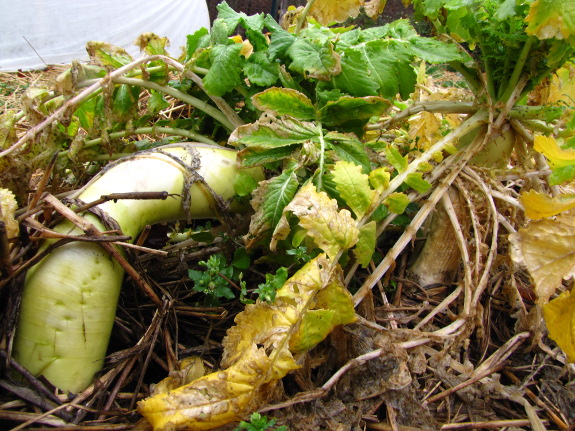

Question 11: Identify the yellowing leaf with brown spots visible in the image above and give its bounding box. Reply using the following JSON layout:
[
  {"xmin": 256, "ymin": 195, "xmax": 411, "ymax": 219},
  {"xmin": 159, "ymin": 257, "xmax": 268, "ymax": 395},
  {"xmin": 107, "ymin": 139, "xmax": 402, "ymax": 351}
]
[
  {"xmin": 543, "ymin": 289, "xmax": 575, "ymax": 362},
  {"xmin": 548, "ymin": 62, "xmax": 575, "ymax": 104},
  {"xmin": 308, "ymin": 0, "xmax": 364, "ymax": 25},
  {"xmin": 272, "ymin": 182, "xmax": 359, "ymax": 259},
  {"xmin": 525, "ymin": 0, "xmax": 575, "ymax": 40},
  {"xmin": 520, "ymin": 190, "xmax": 575, "ymax": 220},
  {"xmin": 510, "ymin": 214, "xmax": 575, "ymax": 303}
]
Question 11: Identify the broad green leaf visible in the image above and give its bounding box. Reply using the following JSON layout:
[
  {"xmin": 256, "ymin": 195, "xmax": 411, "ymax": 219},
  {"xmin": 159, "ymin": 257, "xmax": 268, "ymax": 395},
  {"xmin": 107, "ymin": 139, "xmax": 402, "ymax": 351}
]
[
  {"xmin": 405, "ymin": 172, "xmax": 432, "ymax": 194},
  {"xmin": 495, "ymin": 0, "xmax": 517, "ymax": 21},
  {"xmin": 385, "ymin": 192, "xmax": 410, "ymax": 214},
  {"xmin": 73, "ymin": 96, "xmax": 98, "ymax": 132},
  {"xmin": 273, "ymin": 183, "xmax": 359, "ymax": 259},
  {"xmin": 265, "ymin": 15, "xmax": 296, "ymax": 60},
  {"xmin": 247, "ymin": 168, "xmax": 300, "ymax": 244},
  {"xmin": 543, "ymin": 289, "xmax": 575, "ymax": 362},
  {"xmin": 230, "ymin": 115, "xmax": 320, "ymax": 148},
  {"xmin": 112, "ymin": 84, "xmax": 139, "ymax": 122},
  {"xmin": 334, "ymin": 40, "xmax": 416, "ymax": 100},
  {"xmin": 409, "ymin": 37, "xmax": 471, "ymax": 63},
  {"xmin": 520, "ymin": 190, "xmax": 575, "ymax": 219},
  {"xmin": 252, "ymin": 88, "xmax": 316, "ymax": 120},
  {"xmin": 331, "ymin": 161, "xmax": 376, "ymax": 218},
  {"xmin": 86, "ymin": 42, "xmax": 133, "ymax": 68},
  {"xmin": 526, "ymin": 0, "xmax": 575, "ymax": 40},
  {"xmin": 244, "ymin": 52, "xmax": 280, "ymax": 87},
  {"xmin": 0, "ymin": 112, "xmax": 17, "ymax": 149},
  {"xmin": 331, "ymin": 48, "xmax": 380, "ymax": 96},
  {"xmin": 185, "ymin": 27, "xmax": 210, "ymax": 61},
  {"xmin": 238, "ymin": 145, "xmax": 297, "ymax": 167},
  {"xmin": 203, "ymin": 43, "xmax": 244, "ymax": 96},
  {"xmin": 510, "ymin": 213, "xmax": 575, "ymax": 303},
  {"xmin": 308, "ymin": 0, "xmax": 363, "ymax": 24},
  {"xmin": 550, "ymin": 165, "xmax": 575, "ymax": 185},
  {"xmin": 287, "ymin": 38, "xmax": 341, "ymax": 80},
  {"xmin": 147, "ymin": 90, "xmax": 169, "ymax": 114},
  {"xmin": 234, "ymin": 170, "xmax": 260, "ymax": 197},
  {"xmin": 354, "ymin": 221, "xmax": 377, "ymax": 268},
  {"xmin": 319, "ymin": 96, "xmax": 390, "ymax": 127},
  {"xmin": 325, "ymin": 132, "xmax": 371, "ymax": 173},
  {"xmin": 385, "ymin": 144, "xmax": 408, "ymax": 173}
]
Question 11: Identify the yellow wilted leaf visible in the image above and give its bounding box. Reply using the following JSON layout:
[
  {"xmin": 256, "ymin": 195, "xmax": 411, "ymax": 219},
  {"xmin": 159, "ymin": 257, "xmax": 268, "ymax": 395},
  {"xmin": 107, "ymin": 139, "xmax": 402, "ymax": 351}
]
[
  {"xmin": 408, "ymin": 111, "xmax": 442, "ymax": 151},
  {"xmin": 364, "ymin": 0, "xmax": 387, "ymax": 18},
  {"xmin": 139, "ymin": 254, "xmax": 356, "ymax": 430},
  {"xmin": 525, "ymin": 0, "xmax": 575, "ymax": 40},
  {"xmin": 272, "ymin": 183, "xmax": 359, "ymax": 259},
  {"xmin": 520, "ymin": 190, "xmax": 575, "ymax": 219},
  {"xmin": 510, "ymin": 214, "xmax": 575, "ymax": 303},
  {"xmin": 543, "ymin": 289, "xmax": 575, "ymax": 362},
  {"xmin": 309, "ymin": 0, "xmax": 364, "ymax": 25},
  {"xmin": 533, "ymin": 134, "xmax": 575, "ymax": 168},
  {"xmin": 138, "ymin": 344, "xmax": 297, "ymax": 430},
  {"xmin": 0, "ymin": 188, "xmax": 19, "ymax": 241},
  {"xmin": 548, "ymin": 62, "xmax": 575, "ymax": 104}
]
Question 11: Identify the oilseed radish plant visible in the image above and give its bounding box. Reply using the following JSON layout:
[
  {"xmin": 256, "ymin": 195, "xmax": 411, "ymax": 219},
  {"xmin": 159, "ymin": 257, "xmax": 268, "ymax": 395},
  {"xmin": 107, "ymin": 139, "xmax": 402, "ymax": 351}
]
[{"xmin": 0, "ymin": 0, "xmax": 574, "ymax": 429}]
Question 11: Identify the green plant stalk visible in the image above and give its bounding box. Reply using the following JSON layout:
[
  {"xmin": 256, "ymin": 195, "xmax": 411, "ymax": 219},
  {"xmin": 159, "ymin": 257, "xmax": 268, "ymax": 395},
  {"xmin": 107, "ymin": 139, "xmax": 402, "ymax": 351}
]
[
  {"xmin": 112, "ymin": 77, "xmax": 235, "ymax": 131},
  {"xmin": 497, "ymin": 36, "xmax": 535, "ymax": 104},
  {"xmin": 13, "ymin": 143, "xmax": 264, "ymax": 393},
  {"xmin": 57, "ymin": 127, "xmax": 217, "ymax": 159}
]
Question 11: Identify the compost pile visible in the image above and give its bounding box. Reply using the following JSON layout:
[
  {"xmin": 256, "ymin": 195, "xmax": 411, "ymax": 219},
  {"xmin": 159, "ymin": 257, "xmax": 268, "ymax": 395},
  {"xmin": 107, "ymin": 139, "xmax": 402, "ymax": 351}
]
[{"xmin": 1, "ymin": 1, "xmax": 575, "ymax": 430}]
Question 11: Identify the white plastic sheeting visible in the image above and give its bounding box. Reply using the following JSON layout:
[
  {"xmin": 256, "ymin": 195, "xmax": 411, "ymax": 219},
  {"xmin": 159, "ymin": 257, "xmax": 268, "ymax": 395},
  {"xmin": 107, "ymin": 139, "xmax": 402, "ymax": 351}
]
[{"xmin": 0, "ymin": 0, "xmax": 210, "ymax": 71}]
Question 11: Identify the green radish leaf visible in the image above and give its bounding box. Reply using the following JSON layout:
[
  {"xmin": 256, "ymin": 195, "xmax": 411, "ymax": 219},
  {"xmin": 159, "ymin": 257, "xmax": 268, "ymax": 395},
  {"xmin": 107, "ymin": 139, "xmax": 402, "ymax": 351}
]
[
  {"xmin": 331, "ymin": 161, "xmax": 375, "ymax": 218},
  {"xmin": 325, "ymin": 132, "xmax": 371, "ymax": 174},
  {"xmin": 334, "ymin": 40, "xmax": 415, "ymax": 100},
  {"xmin": 185, "ymin": 27, "xmax": 210, "ymax": 61},
  {"xmin": 265, "ymin": 15, "xmax": 296, "ymax": 60},
  {"xmin": 74, "ymin": 96, "xmax": 98, "ymax": 132},
  {"xmin": 113, "ymin": 84, "xmax": 139, "ymax": 121},
  {"xmin": 147, "ymin": 90, "xmax": 169, "ymax": 114},
  {"xmin": 231, "ymin": 116, "xmax": 319, "ymax": 148},
  {"xmin": 287, "ymin": 38, "xmax": 341, "ymax": 80},
  {"xmin": 319, "ymin": 96, "xmax": 390, "ymax": 127},
  {"xmin": 354, "ymin": 221, "xmax": 377, "ymax": 268},
  {"xmin": 385, "ymin": 145, "xmax": 408, "ymax": 173},
  {"xmin": 385, "ymin": 192, "xmax": 410, "ymax": 214},
  {"xmin": 86, "ymin": 42, "xmax": 133, "ymax": 68},
  {"xmin": 238, "ymin": 145, "xmax": 298, "ymax": 167},
  {"xmin": 252, "ymin": 88, "xmax": 316, "ymax": 120},
  {"xmin": 248, "ymin": 167, "xmax": 300, "ymax": 243},
  {"xmin": 409, "ymin": 37, "xmax": 471, "ymax": 63},
  {"xmin": 234, "ymin": 170, "xmax": 260, "ymax": 196},
  {"xmin": 245, "ymin": 52, "xmax": 280, "ymax": 87},
  {"xmin": 203, "ymin": 43, "xmax": 244, "ymax": 96},
  {"xmin": 550, "ymin": 165, "xmax": 575, "ymax": 185},
  {"xmin": 405, "ymin": 172, "xmax": 432, "ymax": 194},
  {"xmin": 331, "ymin": 48, "xmax": 379, "ymax": 96}
]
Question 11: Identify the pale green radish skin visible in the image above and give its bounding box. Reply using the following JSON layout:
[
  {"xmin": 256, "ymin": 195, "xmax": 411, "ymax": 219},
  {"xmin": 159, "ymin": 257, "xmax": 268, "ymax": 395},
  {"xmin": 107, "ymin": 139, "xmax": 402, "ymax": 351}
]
[{"xmin": 14, "ymin": 143, "xmax": 263, "ymax": 393}]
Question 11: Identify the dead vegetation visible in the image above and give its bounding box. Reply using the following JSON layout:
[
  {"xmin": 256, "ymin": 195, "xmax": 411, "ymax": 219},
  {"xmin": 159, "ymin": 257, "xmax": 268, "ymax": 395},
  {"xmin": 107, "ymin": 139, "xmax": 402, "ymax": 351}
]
[{"xmin": 1, "ymin": 64, "xmax": 575, "ymax": 431}]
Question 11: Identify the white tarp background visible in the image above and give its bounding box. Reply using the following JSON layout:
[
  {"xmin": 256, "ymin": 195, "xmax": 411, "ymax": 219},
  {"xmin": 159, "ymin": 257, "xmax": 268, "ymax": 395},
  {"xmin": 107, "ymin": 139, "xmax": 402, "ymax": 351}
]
[{"xmin": 0, "ymin": 0, "xmax": 210, "ymax": 71}]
